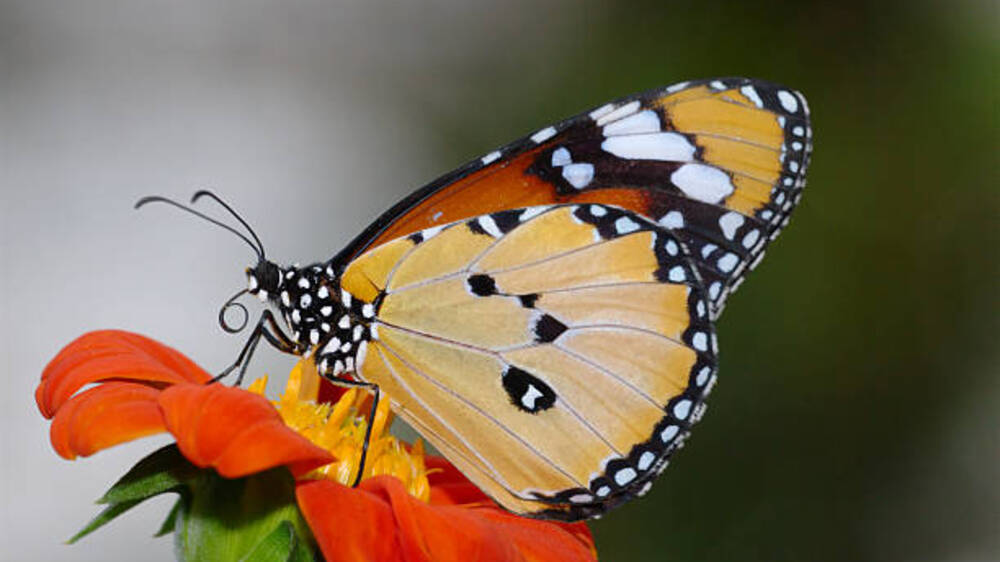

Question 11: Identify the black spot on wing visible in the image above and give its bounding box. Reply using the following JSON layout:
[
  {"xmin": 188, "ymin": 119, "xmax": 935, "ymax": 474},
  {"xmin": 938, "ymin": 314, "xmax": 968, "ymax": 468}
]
[
  {"xmin": 502, "ymin": 366, "xmax": 556, "ymax": 413},
  {"xmin": 491, "ymin": 209, "xmax": 523, "ymax": 234},
  {"xmin": 466, "ymin": 274, "xmax": 497, "ymax": 296},
  {"xmin": 518, "ymin": 293, "xmax": 540, "ymax": 308},
  {"xmin": 533, "ymin": 313, "xmax": 568, "ymax": 343}
]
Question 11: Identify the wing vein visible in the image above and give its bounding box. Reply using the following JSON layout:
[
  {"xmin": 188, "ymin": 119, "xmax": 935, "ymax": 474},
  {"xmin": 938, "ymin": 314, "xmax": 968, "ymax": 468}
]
[{"xmin": 374, "ymin": 333, "xmax": 587, "ymax": 488}]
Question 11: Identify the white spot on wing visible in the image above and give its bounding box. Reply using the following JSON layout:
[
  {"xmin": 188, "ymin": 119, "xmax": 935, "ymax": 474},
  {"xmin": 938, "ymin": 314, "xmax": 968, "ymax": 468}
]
[
  {"xmin": 614, "ymin": 467, "xmax": 637, "ymax": 486},
  {"xmin": 602, "ymin": 132, "xmax": 696, "ymax": 162},
  {"xmin": 614, "ymin": 216, "xmax": 641, "ymax": 234},
  {"xmin": 664, "ymin": 239, "xmax": 679, "ymax": 256},
  {"xmin": 777, "ymin": 90, "xmax": 799, "ymax": 113},
  {"xmin": 718, "ymin": 212, "xmax": 745, "ymax": 240},
  {"xmin": 420, "ymin": 225, "xmax": 445, "ymax": 240},
  {"xmin": 659, "ymin": 210, "xmax": 684, "ymax": 229},
  {"xmin": 673, "ymin": 399, "xmax": 692, "ymax": 420},
  {"xmin": 692, "ymin": 332, "xmax": 708, "ymax": 351},
  {"xmin": 562, "ymin": 162, "xmax": 595, "ymax": 189},
  {"xmin": 742, "ymin": 229, "xmax": 761, "ymax": 249},
  {"xmin": 476, "ymin": 216, "xmax": 503, "ymax": 238},
  {"xmin": 739, "ymin": 85, "xmax": 763, "ymax": 108},
  {"xmin": 530, "ymin": 126, "xmax": 557, "ymax": 144},
  {"xmin": 481, "ymin": 150, "xmax": 501, "ymax": 165},
  {"xmin": 588, "ymin": 103, "xmax": 615, "ymax": 121},
  {"xmin": 551, "ymin": 147, "xmax": 572, "ymax": 167},
  {"xmin": 595, "ymin": 100, "xmax": 640, "ymax": 127},
  {"xmin": 670, "ymin": 163, "xmax": 735, "ymax": 203},
  {"xmin": 660, "ymin": 425, "xmax": 679, "ymax": 443},
  {"xmin": 668, "ymin": 266, "xmax": 686, "ymax": 282},
  {"xmin": 638, "ymin": 451, "xmax": 655, "ymax": 471},
  {"xmin": 666, "ymin": 81, "xmax": 689, "ymax": 93},
  {"xmin": 519, "ymin": 206, "xmax": 551, "ymax": 222},
  {"xmin": 708, "ymin": 282, "xmax": 722, "ymax": 300},
  {"xmin": 521, "ymin": 385, "xmax": 543, "ymax": 410},
  {"xmin": 696, "ymin": 366, "xmax": 712, "ymax": 386},
  {"xmin": 718, "ymin": 253, "xmax": 740, "ymax": 273},
  {"xmin": 602, "ymin": 110, "xmax": 661, "ymax": 136}
]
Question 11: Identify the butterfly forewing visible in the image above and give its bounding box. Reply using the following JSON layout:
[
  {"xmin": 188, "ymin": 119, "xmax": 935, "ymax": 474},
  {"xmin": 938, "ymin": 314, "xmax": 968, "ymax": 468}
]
[
  {"xmin": 337, "ymin": 204, "xmax": 718, "ymax": 519},
  {"xmin": 334, "ymin": 77, "xmax": 812, "ymax": 319}
]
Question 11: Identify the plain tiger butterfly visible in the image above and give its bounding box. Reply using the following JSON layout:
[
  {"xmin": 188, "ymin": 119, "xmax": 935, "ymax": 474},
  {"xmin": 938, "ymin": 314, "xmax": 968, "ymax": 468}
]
[{"xmin": 138, "ymin": 77, "xmax": 812, "ymax": 521}]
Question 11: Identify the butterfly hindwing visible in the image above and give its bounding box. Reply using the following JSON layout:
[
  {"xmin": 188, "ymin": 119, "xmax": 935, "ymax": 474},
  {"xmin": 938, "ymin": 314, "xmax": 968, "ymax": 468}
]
[
  {"xmin": 333, "ymin": 77, "xmax": 812, "ymax": 319},
  {"xmin": 338, "ymin": 204, "xmax": 718, "ymax": 519}
]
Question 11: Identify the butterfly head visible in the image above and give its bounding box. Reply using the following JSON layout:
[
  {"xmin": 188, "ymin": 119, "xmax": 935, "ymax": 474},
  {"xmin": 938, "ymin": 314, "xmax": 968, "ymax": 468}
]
[{"xmin": 246, "ymin": 259, "xmax": 284, "ymax": 301}]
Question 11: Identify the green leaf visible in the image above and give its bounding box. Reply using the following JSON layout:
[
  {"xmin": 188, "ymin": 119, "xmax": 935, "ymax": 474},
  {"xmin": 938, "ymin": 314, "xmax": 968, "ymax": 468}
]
[
  {"xmin": 155, "ymin": 496, "xmax": 187, "ymax": 538},
  {"xmin": 70, "ymin": 445, "xmax": 203, "ymax": 544},
  {"xmin": 68, "ymin": 499, "xmax": 143, "ymax": 544},
  {"xmin": 99, "ymin": 444, "xmax": 199, "ymax": 504},
  {"xmin": 241, "ymin": 521, "xmax": 315, "ymax": 562},
  {"xmin": 174, "ymin": 468, "xmax": 316, "ymax": 562}
]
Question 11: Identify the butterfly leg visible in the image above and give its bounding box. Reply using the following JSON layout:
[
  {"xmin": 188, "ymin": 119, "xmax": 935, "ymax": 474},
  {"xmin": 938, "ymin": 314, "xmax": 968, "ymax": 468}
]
[
  {"xmin": 320, "ymin": 376, "xmax": 381, "ymax": 487},
  {"xmin": 214, "ymin": 310, "xmax": 298, "ymax": 385}
]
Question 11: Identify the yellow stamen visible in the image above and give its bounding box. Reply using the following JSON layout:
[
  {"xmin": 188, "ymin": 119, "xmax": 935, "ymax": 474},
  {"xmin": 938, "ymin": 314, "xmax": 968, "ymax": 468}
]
[{"xmin": 248, "ymin": 361, "xmax": 430, "ymax": 502}]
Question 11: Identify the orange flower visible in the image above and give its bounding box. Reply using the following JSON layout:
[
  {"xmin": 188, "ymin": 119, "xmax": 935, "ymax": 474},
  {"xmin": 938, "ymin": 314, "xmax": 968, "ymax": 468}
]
[{"xmin": 36, "ymin": 330, "xmax": 597, "ymax": 562}]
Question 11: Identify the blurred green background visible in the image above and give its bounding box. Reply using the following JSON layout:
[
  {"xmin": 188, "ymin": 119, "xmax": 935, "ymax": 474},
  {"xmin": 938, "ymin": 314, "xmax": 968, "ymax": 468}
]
[{"xmin": 3, "ymin": 0, "xmax": 995, "ymax": 560}]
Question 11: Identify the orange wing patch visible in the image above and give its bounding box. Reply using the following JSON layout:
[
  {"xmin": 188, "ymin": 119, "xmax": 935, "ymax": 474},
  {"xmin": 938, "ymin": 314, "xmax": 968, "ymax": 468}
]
[
  {"xmin": 340, "ymin": 204, "xmax": 718, "ymax": 519},
  {"xmin": 337, "ymin": 78, "xmax": 809, "ymax": 322}
]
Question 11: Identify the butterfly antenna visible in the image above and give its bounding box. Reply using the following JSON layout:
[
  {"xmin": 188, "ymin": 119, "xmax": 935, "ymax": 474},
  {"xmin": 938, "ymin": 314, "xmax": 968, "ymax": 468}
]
[
  {"xmin": 190, "ymin": 190, "xmax": 267, "ymax": 260},
  {"xmin": 134, "ymin": 195, "xmax": 264, "ymax": 262},
  {"xmin": 218, "ymin": 288, "xmax": 250, "ymax": 333}
]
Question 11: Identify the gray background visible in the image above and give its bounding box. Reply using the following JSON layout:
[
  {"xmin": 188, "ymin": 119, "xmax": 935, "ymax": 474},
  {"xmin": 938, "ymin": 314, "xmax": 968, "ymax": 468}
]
[{"xmin": 2, "ymin": 1, "xmax": 996, "ymax": 561}]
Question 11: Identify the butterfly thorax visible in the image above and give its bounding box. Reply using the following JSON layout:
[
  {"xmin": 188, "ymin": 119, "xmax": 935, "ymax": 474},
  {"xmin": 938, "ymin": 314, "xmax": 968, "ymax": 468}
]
[{"xmin": 246, "ymin": 260, "xmax": 374, "ymax": 377}]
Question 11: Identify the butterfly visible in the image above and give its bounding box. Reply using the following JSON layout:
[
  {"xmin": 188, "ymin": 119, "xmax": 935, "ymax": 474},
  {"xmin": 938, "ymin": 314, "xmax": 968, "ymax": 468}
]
[{"xmin": 139, "ymin": 77, "xmax": 812, "ymax": 521}]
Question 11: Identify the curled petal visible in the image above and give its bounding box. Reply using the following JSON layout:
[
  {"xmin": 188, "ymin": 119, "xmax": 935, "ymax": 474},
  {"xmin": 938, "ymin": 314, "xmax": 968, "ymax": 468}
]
[
  {"xmin": 37, "ymin": 330, "xmax": 211, "ymax": 418},
  {"xmin": 49, "ymin": 382, "xmax": 166, "ymax": 459},
  {"xmin": 159, "ymin": 383, "xmax": 334, "ymax": 478},
  {"xmin": 297, "ymin": 476, "xmax": 597, "ymax": 562}
]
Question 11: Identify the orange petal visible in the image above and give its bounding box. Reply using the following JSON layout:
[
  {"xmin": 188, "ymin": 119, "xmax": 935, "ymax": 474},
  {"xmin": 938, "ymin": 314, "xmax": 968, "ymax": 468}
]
[
  {"xmin": 48, "ymin": 382, "xmax": 166, "ymax": 459},
  {"xmin": 371, "ymin": 476, "xmax": 515, "ymax": 562},
  {"xmin": 159, "ymin": 383, "xmax": 334, "ymax": 478},
  {"xmin": 296, "ymin": 479, "xmax": 402, "ymax": 562},
  {"xmin": 469, "ymin": 509, "xmax": 597, "ymax": 562},
  {"xmin": 300, "ymin": 475, "xmax": 597, "ymax": 562},
  {"xmin": 37, "ymin": 330, "xmax": 211, "ymax": 418},
  {"xmin": 424, "ymin": 456, "xmax": 493, "ymax": 508}
]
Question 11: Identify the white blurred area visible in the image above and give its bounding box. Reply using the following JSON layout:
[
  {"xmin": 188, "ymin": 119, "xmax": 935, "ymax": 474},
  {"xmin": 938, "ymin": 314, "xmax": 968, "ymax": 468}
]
[{"xmin": 0, "ymin": 2, "xmax": 583, "ymax": 559}]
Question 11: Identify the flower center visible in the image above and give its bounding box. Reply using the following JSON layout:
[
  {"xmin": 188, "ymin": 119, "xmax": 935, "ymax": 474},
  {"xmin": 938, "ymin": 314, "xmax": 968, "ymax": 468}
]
[{"xmin": 248, "ymin": 361, "xmax": 430, "ymax": 502}]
